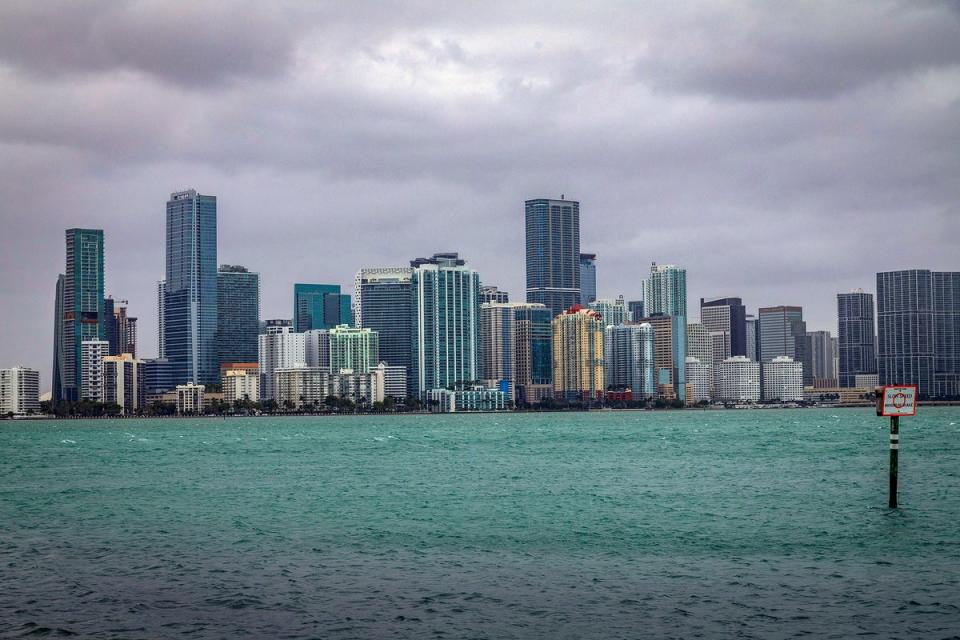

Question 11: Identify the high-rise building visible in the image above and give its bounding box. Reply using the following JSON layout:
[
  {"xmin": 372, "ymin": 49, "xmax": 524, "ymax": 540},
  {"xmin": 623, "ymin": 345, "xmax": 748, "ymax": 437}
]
[
  {"xmin": 164, "ymin": 190, "xmax": 218, "ymax": 386},
  {"xmin": 700, "ymin": 297, "xmax": 747, "ymax": 359},
  {"xmin": 590, "ymin": 297, "xmax": 631, "ymax": 327},
  {"xmin": 293, "ymin": 283, "xmax": 351, "ymax": 332},
  {"xmin": 714, "ymin": 356, "xmax": 761, "ymax": 403},
  {"xmin": 59, "ymin": 228, "xmax": 105, "ymax": 401},
  {"xmin": 329, "ymin": 324, "xmax": 379, "ymax": 374},
  {"xmin": 410, "ymin": 253, "xmax": 480, "ymax": 396},
  {"xmin": 685, "ymin": 357, "xmax": 711, "ymax": 403},
  {"xmin": 758, "ymin": 306, "xmax": 805, "ymax": 362},
  {"xmin": 479, "ymin": 302, "xmax": 552, "ymax": 403},
  {"xmin": 104, "ymin": 297, "xmax": 138, "ymax": 357},
  {"xmin": 52, "ymin": 275, "xmax": 65, "ymax": 402},
  {"xmin": 552, "ymin": 306, "xmax": 604, "ymax": 402},
  {"xmin": 745, "ymin": 314, "xmax": 758, "ymax": 362},
  {"xmin": 0, "ymin": 367, "xmax": 40, "ymax": 415},
  {"xmin": 102, "ymin": 353, "xmax": 144, "ymax": 414},
  {"xmin": 627, "ymin": 300, "xmax": 644, "ymax": 320},
  {"xmin": 260, "ymin": 318, "xmax": 293, "ymax": 334},
  {"xmin": 604, "ymin": 323, "xmax": 655, "ymax": 397},
  {"xmin": 644, "ymin": 263, "xmax": 687, "ymax": 319},
  {"xmin": 156, "ymin": 280, "xmax": 166, "ymax": 358},
  {"xmin": 223, "ymin": 369, "xmax": 259, "ymax": 404},
  {"xmin": 372, "ymin": 362, "xmax": 408, "ymax": 400},
  {"xmin": 635, "ymin": 314, "xmax": 687, "ymax": 402},
  {"xmin": 806, "ymin": 330, "xmax": 835, "ymax": 383},
  {"xmin": 80, "ymin": 339, "xmax": 109, "ymax": 402},
  {"xmin": 304, "ymin": 329, "xmax": 331, "ymax": 369},
  {"xmin": 355, "ymin": 268, "xmax": 413, "ymax": 383},
  {"xmin": 579, "ymin": 253, "xmax": 597, "ymax": 305},
  {"xmin": 687, "ymin": 323, "xmax": 712, "ymax": 366},
  {"xmin": 257, "ymin": 326, "xmax": 306, "ymax": 400},
  {"xmin": 877, "ymin": 270, "xmax": 960, "ymax": 398},
  {"xmin": 480, "ymin": 285, "xmax": 510, "ymax": 304},
  {"xmin": 141, "ymin": 358, "xmax": 174, "ymax": 396},
  {"xmin": 525, "ymin": 197, "xmax": 581, "ymax": 317},
  {"xmin": 761, "ymin": 356, "xmax": 804, "ymax": 402},
  {"xmin": 216, "ymin": 265, "xmax": 260, "ymax": 367}
]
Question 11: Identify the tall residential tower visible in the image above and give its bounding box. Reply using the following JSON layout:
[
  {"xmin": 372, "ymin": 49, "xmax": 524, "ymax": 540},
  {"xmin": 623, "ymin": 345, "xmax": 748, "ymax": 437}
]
[{"xmin": 525, "ymin": 197, "xmax": 581, "ymax": 317}]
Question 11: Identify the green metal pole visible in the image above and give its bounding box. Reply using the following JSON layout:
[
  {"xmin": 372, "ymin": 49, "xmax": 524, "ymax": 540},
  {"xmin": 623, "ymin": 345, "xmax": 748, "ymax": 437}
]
[{"xmin": 889, "ymin": 415, "xmax": 899, "ymax": 508}]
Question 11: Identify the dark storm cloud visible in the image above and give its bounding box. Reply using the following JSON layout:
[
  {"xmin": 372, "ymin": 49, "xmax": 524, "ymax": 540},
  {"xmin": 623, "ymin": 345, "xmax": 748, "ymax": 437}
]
[{"xmin": 0, "ymin": 1, "xmax": 958, "ymax": 389}]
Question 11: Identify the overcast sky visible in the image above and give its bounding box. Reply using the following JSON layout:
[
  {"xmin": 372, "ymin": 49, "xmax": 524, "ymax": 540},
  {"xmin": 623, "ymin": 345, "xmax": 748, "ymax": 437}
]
[{"xmin": 1, "ymin": 1, "xmax": 958, "ymax": 390}]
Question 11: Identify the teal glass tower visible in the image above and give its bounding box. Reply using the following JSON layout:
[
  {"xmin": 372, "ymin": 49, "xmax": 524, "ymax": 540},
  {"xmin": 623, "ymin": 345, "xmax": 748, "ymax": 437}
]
[
  {"xmin": 57, "ymin": 228, "xmax": 105, "ymax": 401},
  {"xmin": 164, "ymin": 190, "xmax": 218, "ymax": 386},
  {"xmin": 293, "ymin": 284, "xmax": 352, "ymax": 332}
]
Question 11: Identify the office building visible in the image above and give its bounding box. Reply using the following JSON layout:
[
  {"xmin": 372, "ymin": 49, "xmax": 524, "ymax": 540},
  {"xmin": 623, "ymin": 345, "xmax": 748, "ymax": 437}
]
[
  {"xmin": 329, "ymin": 324, "xmax": 379, "ymax": 374},
  {"xmin": 745, "ymin": 314, "xmax": 758, "ymax": 362},
  {"xmin": 410, "ymin": 253, "xmax": 480, "ymax": 396},
  {"xmin": 806, "ymin": 330, "xmax": 835, "ymax": 384},
  {"xmin": 58, "ymin": 228, "xmax": 105, "ymax": 401},
  {"xmin": 257, "ymin": 326, "xmax": 306, "ymax": 400},
  {"xmin": 758, "ymin": 306, "xmax": 805, "ymax": 362},
  {"xmin": 761, "ymin": 356, "xmax": 804, "ymax": 402},
  {"xmin": 525, "ymin": 197, "xmax": 581, "ymax": 316},
  {"xmin": 176, "ymin": 383, "xmax": 205, "ymax": 414},
  {"xmin": 355, "ymin": 268, "xmax": 413, "ymax": 381},
  {"xmin": 714, "ymin": 356, "xmax": 761, "ymax": 403},
  {"xmin": 604, "ymin": 323, "xmax": 655, "ymax": 397},
  {"xmin": 644, "ymin": 263, "xmax": 687, "ymax": 319},
  {"xmin": 837, "ymin": 289, "xmax": 877, "ymax": 388},
  {"xmin": 590, "ymin": 297, "xmax": 631, "ymax": 327},
  {"xmin": 687, "ymin": 323, "xmax": 712, "ymax": 366},
  {"xmin": 480, "ymin": 285, "xmax": 510, "ymax": 304},
  {"xmin": 372, "ymin": 362, "xmax": 408, "ymax": 400},
  {"xmin": 80, "ymin": 339, "xmax": 109, "ymax": 402},
  {"xmin": 304, "ymin": 329, "xmax": 331, "ymax": 369},
  {"xmin": 223, "ymin": 368, "xmax": 259, "ymax": 404},
  {"xmin": 1, "ymin": 367, "xmax": 40, "ymax": 415},
  {"xmin": 685, "ymin": 357, "xmax": 711, "ymax": 403},
  {"xmin": 141, "ymin": 358, "xmax": 174, "ymax": 396},
  {"xmin": 635, "ymin": 315, "xmax": 687, "ymax": 401},
  {"xmin": 103, "ymin": 353, "xmax": 144, "ymax": 414},
  {"xmin": 217, "ymin": 265, "xmax": 260, "ymax": 366},
  {"xmin": 164, "ymin": 190, "xmax": 218, "ymax": 386},
  {"xmin": 579, "ymin": 253, "xmax": 597, "ymax": 305},
  {"xmin": 700, "ymin": 297, "xmax": 747, "ymax": 359},
  {"xmin": 552, "ymin": 305, "xmax": 604, "ymax": 402},
  {"xmin": 293, "ymin": 283, "xmax": 351, "ymax": 332}
]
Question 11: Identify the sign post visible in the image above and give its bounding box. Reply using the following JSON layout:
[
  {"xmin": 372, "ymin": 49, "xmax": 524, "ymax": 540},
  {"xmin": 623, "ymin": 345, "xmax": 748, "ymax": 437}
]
[{"xmin": 876, "ymin": 385, "xmax": 917, "ymax": 508}]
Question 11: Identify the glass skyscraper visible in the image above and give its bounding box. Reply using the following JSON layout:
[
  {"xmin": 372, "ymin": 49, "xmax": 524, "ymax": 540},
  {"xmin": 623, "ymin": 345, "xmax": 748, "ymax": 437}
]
[
  {"xmin": 479, "ymin": 302, "xmax": 552, "ymax": 404},
  {"xmin": 757, "ymin": 306, "xmax": 804, "ymax": 362},
  {"xmin": 217, "ymin": 265, "xmax": 260, "ymax": 367},
  {"xmin": 356, "ymin": 268, "xmax": 413, "ymax": 379},
  {"xmin": 579, "ymin": 253, "xmax": 597, "ymax": 305},
  {"xmin": 836, "ymin": 289, "xmax": 876, "ymax": 388},
  {"xmin": 56, "ymin": 228, "xmax": 105, "ymax": 401},
  {"xmin": 293, "ymin": 284, "xmax": 351, "ymax": 332},
  {"xmin": 164, "ymin": 190, "xmax": 218, "ymax": 386},
  {"xmin": 525, "ymin": 197, "xmax": 581, "ymax": 317},
  {"xmin": 410, "ymin": 253, "xmax": 480, "ymax": 396}
]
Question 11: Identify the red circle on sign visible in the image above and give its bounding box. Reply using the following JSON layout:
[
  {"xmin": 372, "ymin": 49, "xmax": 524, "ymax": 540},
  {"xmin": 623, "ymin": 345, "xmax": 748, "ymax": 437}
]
[{"xmin": 893, "ymin": 393, "xmax": 907, "ymax": 408}]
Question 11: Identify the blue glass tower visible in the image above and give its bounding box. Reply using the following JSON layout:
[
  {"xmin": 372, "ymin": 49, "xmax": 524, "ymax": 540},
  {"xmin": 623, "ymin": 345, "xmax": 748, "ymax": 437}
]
[
  {"xmin": 525, "ymin": 197, "xmax": 581, "ymax": 317},
  {"xmin": 164, "ymin": 190, "xmax": 218, "ymax": 386},
  {"xmin": 293, "ymin": 284, "xmax": 352, "ymax": 332},
  {"xmin": 217, "ymin": 265, "xmax": 260, "ymax": 367}
]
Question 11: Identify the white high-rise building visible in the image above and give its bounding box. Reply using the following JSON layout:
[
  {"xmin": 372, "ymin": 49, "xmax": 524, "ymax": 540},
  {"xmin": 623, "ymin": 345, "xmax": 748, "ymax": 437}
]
[
  {"xmin": 304, "ymin": 329, "xmax": 331, "ymax": 369},
  {"xmin": 257, "ymin": 327, "xmax": 306, "ymax": 400},
  {"xmin": 603, "ymin": 323, "xmax": 655, "ymax": 396},
  {"xmin": 714, "ymin": 355, "xmax": 761, "ymax": 403},
  {"xmin": 0, "ymin": 367, "xmax": 40, "ymax": 415},
  {"xmin": 589, "ymin": 297, "xmax": 632, "ymax": 327},
  {"xmin": 685, "ymin": 357, "xmax": 712, "ymax": 403},
  {"xmin": 81, "ymin": 340, "xmax": 109, "ymax": 402},
  {"xmin": 762, "ymin": 356, "xmax": 804, "ymax": 402},
  {"xmin": 687, "ymin": 323, "xmax": 712, "ymax": 365},
  {"xmin": 103, "ymin": 353, "xmax": 143, "ymax": 414}
]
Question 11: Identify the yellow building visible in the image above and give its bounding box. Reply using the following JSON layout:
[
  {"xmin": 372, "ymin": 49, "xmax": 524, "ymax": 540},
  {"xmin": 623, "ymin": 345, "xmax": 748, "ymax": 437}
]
[{"xmin": 552, "ymin": 306, "xmax": 604, "ymax": 402}]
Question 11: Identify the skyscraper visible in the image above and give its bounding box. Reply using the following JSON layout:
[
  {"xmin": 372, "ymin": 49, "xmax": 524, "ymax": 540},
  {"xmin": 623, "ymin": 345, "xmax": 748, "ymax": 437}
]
[
  {"xmin": 686, "ymin": 323, "xmax": 712, "ymax": 366},
  {"xmin": 0, "ymin": 367, "xmax": 40, "ymax": 415},
  {"xmin": 627, "ymin": 300, "xmax": 644, "ymax": 320},
  {"xmin": 58, "ymin": 229, "xmax": 105, "ymax": 401},
  {"xmin": 806, "ymin": 330, "xmax": 835, "ymax": 383},
  {"xmin": 525, "ymin": 197, "xmax": 581, "ymax": 317},
  {"xmin": 410, "ymin": 253, "xmax": 480, "ymax": 396},
  {"xmin": 156, "ymin": 280, "xmax": 166, "ymax": 358},
  {"xmin": 837, "ymin": 290, "xmax": 876, "ymax": 387},
  {"xmin": 355, "ymin": 268, "xmax": 413, "ymax": 378},
  {"xmin": 479, "ymin": 302, "xmax": 552, "ymax": 403},
  {"xmin": 635, "ymin": 314, "xmax": 687, "ymax": 402},
  {"xmin": 217, "ymin": 265, "xmax": 260, "ymax": 367},
  {"xmin": 877, "ymin": 270, "xmax": 960, "ymax": 398},
  {"xmin": 104, "ymin": 297, "xmax": 137, "ymax": 357},
  {"xmin": 294, "ymin": 283, "xmax": 352, "ymax": 332},
  {"xmin": 757, "ymin": 306, "xmax": 805, "ymax": 362},
  {"xmin": 589, "ymin": 297, "xmax": 632, "ymax": 326},
  {"xmin": 257, "ymin": 326, "xmax": 306, "ymax": 401},
  {"xmin": 579, "ymin": 253, "xmax": 597, "ymax": 305},
  {"xmin": 164, "ymin": 190, "xmax": 218, "ymax": 386},
  {"xmin": 552, "ymin": 306, "xmax": 604, "ymax": 402},
  {"xmin": 329, "ymin": 325, "xmax": 379, "ymax": 374},
  {"xmin": 644, "ymin": 263, "xmax": 687, "ymax": 319},
  {"xmin": 700, "ymin": 297, "xmax": 747, "ymax": 358},
  {"xmin": 52, "ymin": 274, "xmax": 65, "ymax": 402},
  {"xmin": 604, "ymin": 323, "xmax": 655, "ymax": 397},
  {"xmin": 745, "ymin": 314, "xmax": 758, "ymax": 362}
]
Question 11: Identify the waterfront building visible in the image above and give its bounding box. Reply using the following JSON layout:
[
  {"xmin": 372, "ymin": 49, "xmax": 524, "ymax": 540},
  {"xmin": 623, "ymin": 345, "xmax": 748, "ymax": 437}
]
[
  {"xmin": 590, "ymin": 297, "xmax": 631, "ymax": 327},
  {"xmin": 604, "ymin": 323, "xmax": 655, "ymax": 397},
  {"xmin": 141, "ymin": 358, "xmax": 174, "ymax": 396},
  {"xmin": 687, "ymin": 323, "xmax": 712, "ymax": 366},
  {"xmin": 644, "ymin": 263, "xmax": 687, "ymax": 319},
  {"xmin": 410, "ymin": 253, "xmax": 480, "ymax": 397},
  {"xmin": 761, "ymin": 356, "xmax": 804, "ymax": 402},
  {"xmin": 274, "ymin": 366, "xmax": 380, "ymax": 408},
  {"xmin": 104, "ymin": 297, "xmax": 137, "ymax": 357},
  {"xmin": 480, "ymin": 285, "xmax": 510, "ymax": 304},
  {"xmin": 837, "ymin": 289, "xmax": 877, "ymax": 387},
  {"xmin": 804, "ymin": 386, "xmax": 876, "ymax": 405},
  {"xmin": 293, "ymin": 283, "xmax": 351, "ymax": 332},
  {"xmin": 525, "ymin": 197, "xmax": 581, "ymax": 316},
  {"xmin": 684, "ymin": 357, "xmax": 711, "ymax": 403},
  {"xmin": 480, "ymin": 302, "xmax": 553, "ymax": 405},
  {"xmin": 700, "ymin": 297, "xmax": 747, "ymax": 359},
  {"xmin": 102, "ymin": 353, "xmax": 144, "ymax": 414},
  {"xmin": 354, "ymin": 268, "xmax": 413, "ymax": 382},
  {"xmin": 257, "ymin": 326, "xmax": 306, "ymax": 400},
  {"xmin": 552, "ymin": 305, "xmax": 604, "ymax": 402},
  {"xmin": 627, "ymin": 300, "xmax": 644, "ymax": 320},
  {"xmin": 304, "ymin": 330, "xmax": 331, "ymax": 369},
  {"xmin": 176, "ymin": 383, "xmax": 205, "ymax": 414},
  {"xmin": 164, "ymin": 190, "xmax": 218, "ymax": 386},
  {"xmin": 80, "ymin": 340, "xmax": 109, "ymax": 402},
  {"xmin": 758, "ymin": 306, "xmax": 805, "ymax": 363},
  {"xmin": 0, "ymin": 367, "xmax": 40, "ymax": 415},
  {"xmin": 156, "ymin": 280, "xmax": 166, "ymax": 357},
  {"xmin": 427, "ymin": 386, "xmax": 508, "ymax": 412},
  {"xmin": 329, "ymin": 324, "xmax": 379, "ymax": 374},
  {"xmin": 223, "ymin": 368, "xmax": 259, "ymax": 404},
  {"xmin": 372, "ymin": 362, "xmax": 407, "ymax": 399},
  {"xmin": 714, "ymin": 356, "xmax": 761, "ymax": 404},
  {"xmin": 216, "ymin": 265, "xmax": 260, "ymax": 367},
  {"xmin": 635, "ymin": 315, "xmax": 687, "ymax": 401},
  {"xmin": 745, "ymin": 314, "xmax": 758, "ymax": 362},
  {"xmin": 877, "ymin": 269, "xmax": 960, "ymax": 397},
  {"xmin": 58, "ymin": 228, "xmax": 105, "ymax": 401},
  {"xmin": 579, "ymin": 253, "xmax": 597, "ymax": 305},
  {"xmin": 855, "ymin": 374, "xmax": 879, "ymax": 389},
  {"xmin": 806, "ymin": 330, "xmax": 835, "ymax": 384}
]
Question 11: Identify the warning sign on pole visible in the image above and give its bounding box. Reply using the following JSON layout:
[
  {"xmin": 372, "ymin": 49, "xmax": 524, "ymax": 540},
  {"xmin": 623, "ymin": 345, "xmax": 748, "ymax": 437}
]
[{"xmin": 876, "ymin": 385, "xmax": 918, "ymax": 417}]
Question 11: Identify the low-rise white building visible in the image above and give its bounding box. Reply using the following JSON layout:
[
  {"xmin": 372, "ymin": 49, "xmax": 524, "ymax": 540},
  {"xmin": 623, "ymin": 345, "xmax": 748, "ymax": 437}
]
[
  {"xmin": 427, "ymin": 386, "xmax": 508, "ymax": 412},
  {"xmin": 714, "ymin": 355, "xmax": 760, "ymax": 403},
  {"xmin": 762, "ymin": 356, "xmax": 804, "ymax": 402},
  {"xmin": 1, "ymin": 366, "xmax": 40, "ymax": 415}
]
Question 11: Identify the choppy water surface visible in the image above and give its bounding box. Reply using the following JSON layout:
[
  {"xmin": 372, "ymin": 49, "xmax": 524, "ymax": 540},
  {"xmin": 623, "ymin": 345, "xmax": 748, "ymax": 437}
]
[{"xmin": 2, "ymin": 408, "xmax": 959, "ymax": 638}]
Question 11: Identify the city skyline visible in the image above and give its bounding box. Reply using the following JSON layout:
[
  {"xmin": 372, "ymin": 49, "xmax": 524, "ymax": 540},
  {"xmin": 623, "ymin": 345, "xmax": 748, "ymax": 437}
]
[{"xmin": 1, "ymin": 3, "xmax": 959, "ymax": 388}]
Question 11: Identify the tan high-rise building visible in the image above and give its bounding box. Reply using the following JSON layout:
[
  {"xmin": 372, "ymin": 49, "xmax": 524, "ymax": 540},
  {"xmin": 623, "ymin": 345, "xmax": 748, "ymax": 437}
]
[{"xmin": 552, "ymin": 306, "xmax": 604, "ymax": 402}]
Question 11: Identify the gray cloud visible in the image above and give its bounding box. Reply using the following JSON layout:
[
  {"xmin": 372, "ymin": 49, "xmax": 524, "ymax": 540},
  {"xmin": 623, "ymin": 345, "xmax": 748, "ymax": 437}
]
[{"xmin": 0, "ymin": 1, "xmax": 959, "ymax": 390}]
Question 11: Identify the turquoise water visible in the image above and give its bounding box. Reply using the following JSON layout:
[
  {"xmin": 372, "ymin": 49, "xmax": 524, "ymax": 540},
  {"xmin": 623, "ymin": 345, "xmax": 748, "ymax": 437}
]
[{"xmin": 2, "ymin": 408, "xmax": 959, "ymax": 638}]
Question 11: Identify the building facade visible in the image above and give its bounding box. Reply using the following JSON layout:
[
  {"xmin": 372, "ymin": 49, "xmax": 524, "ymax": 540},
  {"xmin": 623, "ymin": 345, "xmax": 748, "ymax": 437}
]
[
  {"xmin": 745, "ymin": 314, "xmax": 758, "ymax": 362},
  {"xmin": 687, "ymin": 323, "xmax": 712, "ymax": 366},
  {"xmin": 635, "ymin": 315, "xmax": 687, "ymax": 401},
  {"xmin": 603, "ymin": 323, "xmax": 655, "ymax": 397},
  {"xmin": 104, "ymin": 297, "xmax": 137, "ymax": 357},
  {"xmin": 480, "ymin": 285, "xmax": 510, "ymax": 304},
  {"xmin": 164, "ymin": 190, "xmax": 218, "ymax": 386},
  {"xmin": 355, "ymin": 268, "xmax": 413, "ymax": 383},
  {"xmin": 293, "ymin": 283, "xmax": 351, "ymax": 332},
  {"xmin": 552, "ymin": 306, "xmax": 604, "ymax": 402},
  {"xmin": 329, "ymin": 324, "xmax": 379, "ymax": 374},
  {"xmin": 589, "ymin": 297, "xmax": 632, "ymax": 327},
  {"xmin": 176, "ymin": 383, "xmax": 205, "ymax": 414},
  {"xmin": 761, "ymin": 356, "xmax": 804, "ymax": 402},
  {"xmin": 103, "ymin": 353, "xmax": 144, "ymax": 414},
  {"xmin": 257, "ymin": 326, "xmax": 306, "ymax": 400},
  {"xmin": 579, "ymin": 253, "xmax": 597, "ymax": 305},
  {"xmin": 80, "ymin": 339, "xmax": 109, "ymax": 402},
  {"xmin": 217, "ymin": 265, "xmax": 260, "ymax": 367},
  {"xmin": 645, "ymin": 263, "xmax": 687, "ymax": 319},
  {"xmin": 685, "ymin": 357, "xmax": 712, "ymax": 403},
  {"xmin": 427, "ymin": 386, "xmax": 508, "ymax": 412},
  {"xmin": 806, "ymin": 330, "xmax": 835, "ymax": 384},
  {"xmin": 525, "ymin": 197, "xmax": 581, "ymax": 317},
  {"xmin": 223, "ymin": 368, "xmax": 259, "ymax": 404},
  {"xmin": 714, "ymin": 356, "xmax": 761, "ymax": 403},
  {"xmin": 0, "ymin": 367, "xmax": 40, "ymax": 415},
  {"xmin": 758, "ymin": 306, "xmax": 805, "ymax": 362},
  {"xmin": 58, "ymin": 228, "xmax": 105, "ymax": 401},
  {"xmin": 700, "ymin": 297, "xmax": 747, "ymax": 359},
  {"xmin": 837, "ymin": 289, "xmax": 876, "ymax": 387},
  {"xmin": 372, "ymin": 362, "xmax": 407, "ymax": 399}
]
